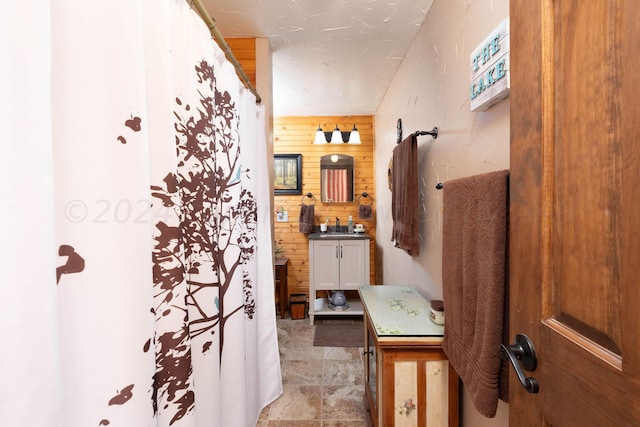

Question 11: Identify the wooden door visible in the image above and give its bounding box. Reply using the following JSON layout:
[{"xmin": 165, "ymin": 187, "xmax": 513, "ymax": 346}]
[{"xmin": 509, "ymin": 0, "xmax": 640, "ymax": 425}]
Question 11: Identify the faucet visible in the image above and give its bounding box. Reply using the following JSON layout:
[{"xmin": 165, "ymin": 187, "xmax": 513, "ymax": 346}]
[{"xmin": 335, "ymin": 217, "xmax": 341, "ymax": 232}]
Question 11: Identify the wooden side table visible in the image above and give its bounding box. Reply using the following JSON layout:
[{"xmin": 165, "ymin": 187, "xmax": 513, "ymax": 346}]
[
  {"xmin": 359, "ymin": 285, "xmax": 459, "ymax": 427},
  {"xmin": 275, "ymin": 257, "xmax": 289, "ymax": 319}
]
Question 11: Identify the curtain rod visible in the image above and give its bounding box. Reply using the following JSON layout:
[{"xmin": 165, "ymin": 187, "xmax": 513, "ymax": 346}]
[{"xmin": 190, "ymin": 0, "xmax": 262, "ymax": 104}]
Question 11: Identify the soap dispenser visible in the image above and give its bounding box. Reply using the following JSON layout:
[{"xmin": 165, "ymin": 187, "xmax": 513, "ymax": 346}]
[{"xmin": 347, "ymin": 215, "xmax": 354, "ymax": 233}]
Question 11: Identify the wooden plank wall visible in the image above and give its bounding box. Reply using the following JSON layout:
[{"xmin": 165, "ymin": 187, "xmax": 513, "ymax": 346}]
[
  {"xmin": 274, "ymin": 116, "xmax": 377, "ymax": 300},
  {"xmin": 225, "ymin": 38, "xmax": 256, "ymax": 87}
]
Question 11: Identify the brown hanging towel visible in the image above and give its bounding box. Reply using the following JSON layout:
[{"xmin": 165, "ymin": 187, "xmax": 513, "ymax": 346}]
[
  {"xmin": 298, "ymin": 204, "xmax": 315, "ymax": 234},
  {"xmin": 441, "ymin": 169, "xmax": 510, "ymax": 418},
  {"xmin": 391, "ymin": 134, "xmax": 419, "ymax": 256}
]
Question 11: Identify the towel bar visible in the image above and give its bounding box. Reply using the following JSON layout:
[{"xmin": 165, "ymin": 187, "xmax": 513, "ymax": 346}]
[
  {"xmin": 302, "ymin": 192, "xmax": 316, "ymax": 205},
  {"xmin": 357, "ymin": 192, "xmax": 374, "ymax": 205}
]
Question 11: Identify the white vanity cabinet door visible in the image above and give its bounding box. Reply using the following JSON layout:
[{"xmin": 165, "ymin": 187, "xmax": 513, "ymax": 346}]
[
  {"xmin": 339, "ymin": 239, "xmax": 367, "ymax": 290},
  {"xmin": 310, "ymin": 240, "xmax": 341, "ymax": 290}
]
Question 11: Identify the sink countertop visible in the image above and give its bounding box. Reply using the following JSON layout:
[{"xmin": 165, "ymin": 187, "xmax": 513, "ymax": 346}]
[{"xmin": 308, "ymin": 232, "xmax": 370, "ymax": 240}]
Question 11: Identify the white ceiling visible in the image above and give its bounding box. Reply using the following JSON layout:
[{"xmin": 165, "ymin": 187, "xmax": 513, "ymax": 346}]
[{"xmin": 201, "ymin": 0, "xmax": 434, "ymax": 117}]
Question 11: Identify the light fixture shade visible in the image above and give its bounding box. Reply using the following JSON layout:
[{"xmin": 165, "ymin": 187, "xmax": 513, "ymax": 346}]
[
  {"xmin": 314, "ymin": 125, "xmax": 327, "ymax": 144},
  {"xmin": 330, "ymin": 125, "xmax": 343, "ymax": 144},
  {"xmin": 348, "ymin": 124, "xmax": 361, "ymax": 144}
]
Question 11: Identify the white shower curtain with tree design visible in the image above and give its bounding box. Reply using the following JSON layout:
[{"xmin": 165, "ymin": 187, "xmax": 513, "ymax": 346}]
[{"xmin": 0, "ymin": 0, "xmax": 282, "ymax": 426}]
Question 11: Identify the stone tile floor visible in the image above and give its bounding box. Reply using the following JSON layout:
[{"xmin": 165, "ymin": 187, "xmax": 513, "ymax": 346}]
[{"xmin": 257, "ymin": 315, "xmax": 368, "ymax": 427}]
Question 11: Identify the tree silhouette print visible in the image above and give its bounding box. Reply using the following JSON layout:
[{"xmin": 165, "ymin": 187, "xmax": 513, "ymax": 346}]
[{"xmin": 148, "ymin": 58, "xmax": 257, "ymax": 425}]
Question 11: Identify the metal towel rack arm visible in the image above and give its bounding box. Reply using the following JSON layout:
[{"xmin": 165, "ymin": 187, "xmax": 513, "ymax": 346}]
[
  {"xmin": 357, "ymin": 192, "xmax": 374, "ymax": 205},
  {"xmin": 396, "ymin": 118, "xmax": 439, "ymax": 143},
  {"xmin": 413, "ymin": 128, "xmax": 439, "ymax": 139},
  {"xmin": 302, "ymin": 192, "xmax": 316, "ymax": 205}
]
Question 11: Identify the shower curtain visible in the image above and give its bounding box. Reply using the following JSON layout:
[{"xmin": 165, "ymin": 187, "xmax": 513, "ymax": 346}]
[
  {"xmin": 1, "ymin": 0, "xmax": 282, "ymax": 426},
  {"xmin": 322, "ymin": 168, "xmax": 349, "ymax": 202}
]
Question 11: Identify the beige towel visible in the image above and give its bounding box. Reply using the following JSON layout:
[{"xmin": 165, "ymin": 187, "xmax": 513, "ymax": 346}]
[
  {"xmin": 298, "ymin": 204, "xmax": 315, "ymax": 234},
  {"xmin": 391, "ymin": 134, "xmax": 419, "ymax": 256},
  {"xmin": 441, "ymin": 169, "xmax": 509, "ymax": 418}
]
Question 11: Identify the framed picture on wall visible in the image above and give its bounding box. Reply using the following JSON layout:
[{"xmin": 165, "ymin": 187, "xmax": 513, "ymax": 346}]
[{"xmin": 274, "ymin": 154, "xmax": 302, "ymax": 194}]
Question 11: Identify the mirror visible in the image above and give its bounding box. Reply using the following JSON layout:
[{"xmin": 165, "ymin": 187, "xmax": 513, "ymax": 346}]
[{"xmin": 320, "ymin": 154, "xmax": 354, "ymax": 203}]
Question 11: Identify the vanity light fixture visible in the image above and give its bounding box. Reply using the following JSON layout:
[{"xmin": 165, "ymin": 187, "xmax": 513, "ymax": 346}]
[
  {"xmin": 313, "ymin": 124, "xmax": 362, "ymax": 144},
  {"xmin": 348, "ymin": 125, "xmax": 361, "ymax": 144},
  {"xmin": 330, "ymin": 125, "xmax": 343, "ymax": 144}
]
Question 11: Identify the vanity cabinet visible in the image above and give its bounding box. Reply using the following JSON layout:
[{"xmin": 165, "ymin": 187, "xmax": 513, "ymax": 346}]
[
  {"xmin": 308, "ymin": 235, "xmax": 370, "ymax": 324},
  {"xmin": 359, "ymin": 285, "xmax": 459, "ymax": 427}
]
